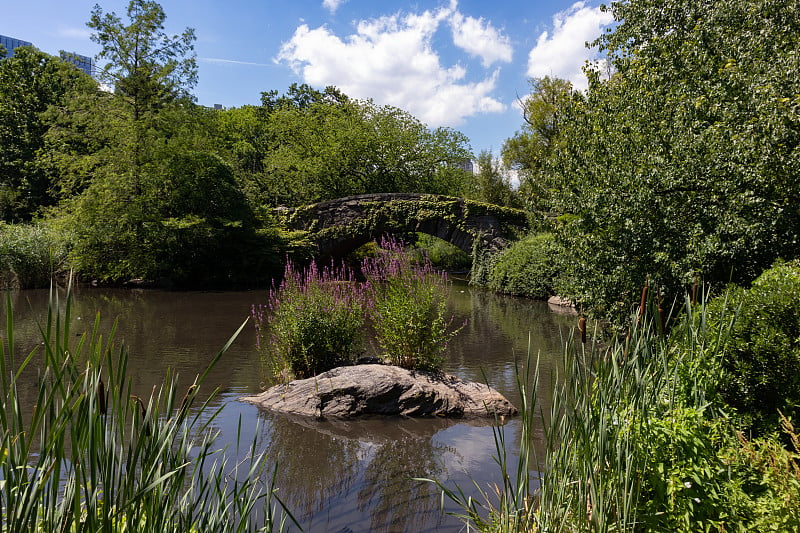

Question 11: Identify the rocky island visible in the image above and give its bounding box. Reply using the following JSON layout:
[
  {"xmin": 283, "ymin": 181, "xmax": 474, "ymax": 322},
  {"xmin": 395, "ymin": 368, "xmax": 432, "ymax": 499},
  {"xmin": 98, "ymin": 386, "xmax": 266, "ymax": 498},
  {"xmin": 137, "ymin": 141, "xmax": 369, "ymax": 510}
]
[{"xmin": 241, "ymin": 364, "xmax": 517, "ymax": 419}]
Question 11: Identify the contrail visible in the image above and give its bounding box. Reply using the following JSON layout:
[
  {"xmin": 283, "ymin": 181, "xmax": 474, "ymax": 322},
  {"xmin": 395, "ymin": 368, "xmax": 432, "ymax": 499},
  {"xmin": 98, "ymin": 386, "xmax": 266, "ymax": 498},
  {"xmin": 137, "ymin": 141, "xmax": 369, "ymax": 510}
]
[{"xmin": 199, "ymin": 57, "xmax": 274, "ymax": 67}]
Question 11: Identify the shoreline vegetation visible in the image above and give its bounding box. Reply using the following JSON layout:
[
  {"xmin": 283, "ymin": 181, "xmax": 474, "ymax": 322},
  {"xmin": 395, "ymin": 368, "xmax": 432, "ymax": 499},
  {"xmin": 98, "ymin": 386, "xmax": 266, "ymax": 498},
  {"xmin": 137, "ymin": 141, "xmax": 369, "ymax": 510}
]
[
  {"xmin": 3, "ymin": 0, "xmax": 800, "ymax": 530},
  {"xmin": 1, "ymin": 284, "xmax": 299, "ymax": 531},
  {"xmin": 428, "ymin": 279, "xmax": 800, "ymax": 531}
]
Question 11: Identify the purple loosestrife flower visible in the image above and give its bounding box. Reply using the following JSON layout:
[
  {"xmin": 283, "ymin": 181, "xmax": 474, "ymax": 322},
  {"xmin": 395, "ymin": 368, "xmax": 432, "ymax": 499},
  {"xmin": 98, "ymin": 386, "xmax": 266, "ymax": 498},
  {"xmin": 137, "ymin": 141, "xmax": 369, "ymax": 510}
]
[{"xmin": 254, "ymin": 258, "xmax": 367, "ymax": 381}]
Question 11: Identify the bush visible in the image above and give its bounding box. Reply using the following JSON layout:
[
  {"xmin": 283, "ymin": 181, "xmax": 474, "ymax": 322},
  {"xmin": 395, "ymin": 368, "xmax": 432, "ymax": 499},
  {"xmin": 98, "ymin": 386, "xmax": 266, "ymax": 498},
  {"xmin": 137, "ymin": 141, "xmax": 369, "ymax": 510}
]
[
  {"xmin": 485, "ymin": 232, "xmax": 560, "ymax": 299},
  {"xmin": 710, "ymin": 259, "xmax": 800, "ymax": 436},
  {"xmin": 362, "ymin": 237, "xmax": 460, "ymax": 372},
  {"xmin": 0, "ymin": 222, "xmax": 70, "ymax": 289},
  {"xmin": 254, "ymin": 260, "xmax": 366, "ymax": 380},
  {"xmin": 412, "ymin": 233, "xmax": 472, "ymax": 271},
  {"xmin": 254, "ymin": 239, "xmax": 462, "ymax": 379}
]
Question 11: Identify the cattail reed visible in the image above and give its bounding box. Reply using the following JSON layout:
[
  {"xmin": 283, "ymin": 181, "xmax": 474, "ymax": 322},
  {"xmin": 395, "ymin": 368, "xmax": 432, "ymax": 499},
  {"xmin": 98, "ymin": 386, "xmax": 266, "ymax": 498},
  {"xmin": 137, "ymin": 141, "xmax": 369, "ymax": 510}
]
[
  {"xmin": 1, "ymin": 286, "xmax": 296, "ymax": 532},
  {"xmin": 97, "ymin": 376, "xmax": 106, "ymax": 416}
]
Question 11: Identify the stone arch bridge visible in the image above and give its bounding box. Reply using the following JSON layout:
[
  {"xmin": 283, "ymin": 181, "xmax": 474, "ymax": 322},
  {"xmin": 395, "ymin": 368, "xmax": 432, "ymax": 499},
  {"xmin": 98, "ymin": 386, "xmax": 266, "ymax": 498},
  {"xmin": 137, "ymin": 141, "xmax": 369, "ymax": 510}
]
[{"xmin": 275, "ymin": 193, "xmax": 530, "ymax": 274}]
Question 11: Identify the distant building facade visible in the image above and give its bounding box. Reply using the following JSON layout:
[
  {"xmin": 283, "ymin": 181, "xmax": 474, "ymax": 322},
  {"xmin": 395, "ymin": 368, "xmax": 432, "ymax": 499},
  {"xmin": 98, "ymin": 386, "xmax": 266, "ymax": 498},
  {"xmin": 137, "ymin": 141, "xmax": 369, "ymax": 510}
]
[
  {"xmin": 0, "ymin": 35, "xmax": 33, "ymax": 58},
  {"xmin": 1, "ymin": 34, "xmax": 93, "ymax": 76},
  {"xmin": 456, "ymin": 159, "xmax": 475, "ymax": 174},
  {"xmin": 59, "ymin": 51, "xmax": 93, "ymax": 76}
]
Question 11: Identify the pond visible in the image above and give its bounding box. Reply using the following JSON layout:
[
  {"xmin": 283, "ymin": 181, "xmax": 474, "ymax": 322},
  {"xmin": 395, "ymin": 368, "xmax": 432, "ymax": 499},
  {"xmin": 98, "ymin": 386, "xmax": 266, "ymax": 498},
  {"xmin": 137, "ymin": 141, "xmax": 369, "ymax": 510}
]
[{"xmin": 1, "ymin": 282, "xmax": 576, "ymax": 532}]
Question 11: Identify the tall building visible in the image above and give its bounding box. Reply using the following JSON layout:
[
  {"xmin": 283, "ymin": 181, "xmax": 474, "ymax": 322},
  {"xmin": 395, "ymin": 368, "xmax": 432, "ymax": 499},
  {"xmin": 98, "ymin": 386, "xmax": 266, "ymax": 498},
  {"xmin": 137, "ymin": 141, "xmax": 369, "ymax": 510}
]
[
  {"xmin": 1, "ymin": 34, "xmax": 93, "ymax": 76},
  {"xmin": 0, "ymin": 35, "xmax": 33, "ymax": 58},
  {"xmin": 456, "ymin": 159, "xmax": 475, "ymax": 174},
  {"xmin": 59, "ymin": 51, "xmax": 93, "ymax": 76}
]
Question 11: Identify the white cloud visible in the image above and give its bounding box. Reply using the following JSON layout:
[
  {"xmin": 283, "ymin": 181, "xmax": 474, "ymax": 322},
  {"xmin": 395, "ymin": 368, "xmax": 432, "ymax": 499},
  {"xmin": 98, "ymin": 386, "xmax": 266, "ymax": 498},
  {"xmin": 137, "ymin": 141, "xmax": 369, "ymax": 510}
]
[
  {"xmin": 527, "ymin": 1, "xmax": 613, "ymax": 90},
  {"xmin": 58, "ymin": 27, "xmax": 92, "ymax": 40},
  {"xmin": 450, "ymin": 12, "xmax": 512, "ymax": 67},
  {"xmin": 322, "ymin": 0, "xmax": 345, "ymax": 14},
  {"xmin": 276, "ymin": 4, "xmax": 506, "ymax": 127}
]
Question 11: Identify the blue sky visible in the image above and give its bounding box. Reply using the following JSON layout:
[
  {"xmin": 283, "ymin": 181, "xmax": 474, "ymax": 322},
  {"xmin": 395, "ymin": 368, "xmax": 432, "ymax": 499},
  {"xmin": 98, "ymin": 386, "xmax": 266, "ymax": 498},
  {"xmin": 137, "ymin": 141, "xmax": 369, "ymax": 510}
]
[{"xmin": 3, "ymin": 0, "xmax": 613, "ymax": 155}]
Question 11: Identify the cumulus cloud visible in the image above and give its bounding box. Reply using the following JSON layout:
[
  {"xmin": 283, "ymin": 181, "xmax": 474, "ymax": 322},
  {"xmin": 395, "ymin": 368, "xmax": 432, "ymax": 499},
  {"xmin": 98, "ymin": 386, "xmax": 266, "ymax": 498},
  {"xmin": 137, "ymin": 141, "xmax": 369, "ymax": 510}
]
[
  {"xmin": 322, "ymin": 0, "xmax": 345, "ymax": 14},
  {"xmin": 450, "ymin": 12, "xmax": 512, "ymax": 67},
  {"xmin": 276, "ymin": 3, "xmax": 507, "ymax": 127},
  {"xmin": 527, "ymin": 1, "xmax": 613, "ymax": 90}
]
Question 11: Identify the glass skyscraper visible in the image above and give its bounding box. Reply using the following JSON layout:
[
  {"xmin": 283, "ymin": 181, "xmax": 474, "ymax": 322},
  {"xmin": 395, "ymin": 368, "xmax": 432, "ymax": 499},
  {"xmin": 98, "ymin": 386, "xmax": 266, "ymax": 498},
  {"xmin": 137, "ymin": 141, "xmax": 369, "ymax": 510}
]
[
  {"xmin": 0, "ymin": 35, "xmax": 33, "ymax": 58},
  {"xmin": 1, "ymin": 34, "xmax": 93, "ymax": 76}
]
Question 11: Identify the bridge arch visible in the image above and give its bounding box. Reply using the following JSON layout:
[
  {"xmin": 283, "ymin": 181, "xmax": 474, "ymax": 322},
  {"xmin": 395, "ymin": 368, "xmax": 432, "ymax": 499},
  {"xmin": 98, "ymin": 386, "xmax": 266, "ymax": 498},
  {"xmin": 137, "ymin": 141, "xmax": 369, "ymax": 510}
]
[{"xmin": 276, "ymin": 193, "xmax": 529, "ymax": 265}]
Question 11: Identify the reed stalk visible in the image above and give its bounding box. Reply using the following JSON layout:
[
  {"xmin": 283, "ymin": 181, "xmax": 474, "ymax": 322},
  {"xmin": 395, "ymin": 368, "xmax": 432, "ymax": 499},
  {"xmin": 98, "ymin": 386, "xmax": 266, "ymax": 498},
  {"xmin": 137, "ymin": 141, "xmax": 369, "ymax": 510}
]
[
  {"xmin": 1, "ymin": 282, "xmax": 297, "ymax": 532},
  {"xmin": 427, "ymin": 292, "xmax": 747, "ymax": 532}
]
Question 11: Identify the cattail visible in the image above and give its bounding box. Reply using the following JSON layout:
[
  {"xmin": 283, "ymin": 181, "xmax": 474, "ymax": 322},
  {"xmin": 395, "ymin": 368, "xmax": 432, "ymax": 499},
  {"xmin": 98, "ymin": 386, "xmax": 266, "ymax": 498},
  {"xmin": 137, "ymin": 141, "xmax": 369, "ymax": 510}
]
[
  {"xmin": 131, "ymin": 395, "xmax": 150, "ymax": 436},
  {"xmin": 179, "ymin": 384, "xmax": 197, "ymax": 416},
  {"xmin": 691, "ymin": 275, "xmax": 699, "ymax": 306},
  {"xmin": 578, "ymin": 316, "xmax": 587, "ymax": 344},
  {"xmin": 97, "ymin": 377, "xmax": 107, "ymax": 416}
]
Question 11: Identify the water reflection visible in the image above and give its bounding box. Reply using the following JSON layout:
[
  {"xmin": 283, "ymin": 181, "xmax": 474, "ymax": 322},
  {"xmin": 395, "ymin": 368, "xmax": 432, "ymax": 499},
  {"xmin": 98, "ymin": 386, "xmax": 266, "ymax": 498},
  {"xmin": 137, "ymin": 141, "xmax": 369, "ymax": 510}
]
[{"xmin": 2, "ymin": 283, "xmax": 575, "ymax": 532}]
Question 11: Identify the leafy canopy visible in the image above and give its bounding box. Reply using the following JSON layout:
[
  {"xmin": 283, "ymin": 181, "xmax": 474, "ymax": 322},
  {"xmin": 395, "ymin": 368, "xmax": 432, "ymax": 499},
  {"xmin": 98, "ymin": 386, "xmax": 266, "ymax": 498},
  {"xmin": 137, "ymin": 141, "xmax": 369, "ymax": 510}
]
[{"xmin": 531, "ymin": 0, "xmax": 800, "ymax": 321}]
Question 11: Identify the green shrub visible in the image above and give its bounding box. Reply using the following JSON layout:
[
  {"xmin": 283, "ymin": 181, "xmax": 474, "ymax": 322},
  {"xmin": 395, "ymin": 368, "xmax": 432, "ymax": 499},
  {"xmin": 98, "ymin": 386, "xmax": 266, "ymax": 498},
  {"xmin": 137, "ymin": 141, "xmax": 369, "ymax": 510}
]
[
  {"xmin": 412, "ymin": 233, "xmax": 472, "ymax": 271},
  {"xmin": 710, "ymin": 259, "xmax": 800, "ymax": 437},
  {"xmin": 254, "ymin": 260, "xmax": 366, "ymax": 380},
  {"xmin": 254, "ymin": 239, "xmax": 462, "ymax": 379},
  {"xmin": 0, "ymin": 222, "xmax": 71, "ymax": 289},
  {"xmin": 485, "ymin": 233, "xmax": 560, "ymax": 299},
  {"xmin": 362, "ymin": 237, "xmax": 461, "ymax": 372}
]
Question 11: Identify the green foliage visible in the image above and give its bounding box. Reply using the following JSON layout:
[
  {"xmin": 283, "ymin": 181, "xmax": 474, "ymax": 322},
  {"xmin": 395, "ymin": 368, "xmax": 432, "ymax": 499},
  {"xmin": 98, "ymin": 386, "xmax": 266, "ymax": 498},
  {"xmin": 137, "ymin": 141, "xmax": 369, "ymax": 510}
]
[
  {"xmin": 433, "ymin": 295, "xmax": 800, "ymax": 532},
  {"xmin": 516, "ymin": 0, "xmax": 800, "ymax": 324},
  {"xmin": 63, "ymin": 150, "xmax": 268, "ymax": 285},
  {"xmin": 485, "ymin": 233, "xmax": 559, "ymax": 299},
  {"xmin": 0, "ymin": 287, "xmax": 296, "ymax": 531},
  {"xmin": 363, "ymin": 238, "xmax": 461, "ymax": 372},
  {"xmin": 89, "ymin": 0, "xmax": 197, "ymax": 122},
  {"xmin": 725, "ymin": 417, "xmax": 800, "ymax": 532},
  {"xmin": 0, "ymin": 222, "xmax": 71, "ymax": 289},
  {"xmin": 465, "ymin": 150, "xmax": 518, "ymax": 207},
  {"xmin": 502, "ymin": 76, "xmax": 573, "ymax": 211},
  {"xmin": 411, "ymin": 233, "xmax": 472, "ymax": 272},
  {"xmin": 254, "ymin": 261, "xmax": 366, "ymax": 380},
  {"xmin": 710, "ymin": 259, "xmax": 800, "ymax": 437},
  {"xmin": 240, "ymin": 83, "xmax": 472, "ymax": 206},
  {"xmin": 0, "ymin": 46, "xmax": 97, "ymax": 221}
]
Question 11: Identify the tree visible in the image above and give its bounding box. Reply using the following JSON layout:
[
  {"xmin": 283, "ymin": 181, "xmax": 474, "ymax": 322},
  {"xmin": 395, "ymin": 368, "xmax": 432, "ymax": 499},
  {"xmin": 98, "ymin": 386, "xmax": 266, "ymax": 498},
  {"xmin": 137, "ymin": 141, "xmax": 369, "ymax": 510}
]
[
  {"xmin": 502, "ymin": 76, "xmax": 574, "ymax": 210},
  {"xmin": 88, "ymin": 0, "xmax": 196, "ymax": 185},
  {"xmin": 0, "ymin": 46, "xmax": 96, "ymax": 221},
  {"xmin": 54, "ymin": 2, "xmax": 275, "ymax": 285},
  {"xmin": 544, "ymin": 0, "xmax": 800, "ymax": 322},
  {"xmin": 468, "ymin": 150, "xmax": 516, "ymax": 207},
  {"xmin": 240, "ymin": 84, "xmax": 472, "ymax": 206},
  {"xmin": 89, "ymin": 0, "xmax": 196, "ymax": 122}
]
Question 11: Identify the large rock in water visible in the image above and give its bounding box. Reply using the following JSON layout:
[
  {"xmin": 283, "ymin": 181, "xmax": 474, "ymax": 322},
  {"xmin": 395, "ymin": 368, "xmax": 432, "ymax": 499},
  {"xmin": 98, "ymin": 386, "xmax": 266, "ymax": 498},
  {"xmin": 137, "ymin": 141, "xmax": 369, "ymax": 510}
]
[{"xmin": 241, "ymin": 364, "xmax": 517, "ymax": 419}]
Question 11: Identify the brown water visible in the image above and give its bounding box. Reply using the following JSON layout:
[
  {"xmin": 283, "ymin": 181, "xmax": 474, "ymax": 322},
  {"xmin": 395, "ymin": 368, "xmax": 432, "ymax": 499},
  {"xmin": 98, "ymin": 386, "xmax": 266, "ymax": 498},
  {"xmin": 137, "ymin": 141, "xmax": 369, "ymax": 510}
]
[{"xmin": 1, "ymin": 283, "xmax": 576, "ymax": 532}]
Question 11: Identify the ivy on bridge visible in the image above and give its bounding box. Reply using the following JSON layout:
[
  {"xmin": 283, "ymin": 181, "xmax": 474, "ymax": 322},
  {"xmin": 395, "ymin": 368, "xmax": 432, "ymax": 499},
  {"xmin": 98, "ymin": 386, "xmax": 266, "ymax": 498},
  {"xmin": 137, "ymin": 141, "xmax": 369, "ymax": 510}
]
[{"xmin": 274, "ymin": 193, "xmax": 531, "ymax": 280}]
